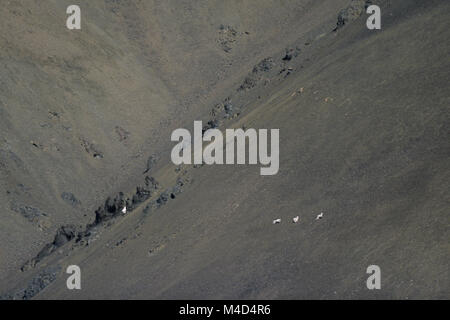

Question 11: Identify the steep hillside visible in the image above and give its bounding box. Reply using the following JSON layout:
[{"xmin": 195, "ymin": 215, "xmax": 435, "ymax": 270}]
[
  {"xmin": 0, "ymin": 0, "xmax": 349, "ymax": 277},
  {"xmin": 0, "ymin": 0, "xmax": 449, "ymax": 299}
]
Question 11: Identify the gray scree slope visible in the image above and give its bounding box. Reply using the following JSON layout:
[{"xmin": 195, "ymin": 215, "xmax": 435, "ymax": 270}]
[{"xmin": 0, "ymin": 0, "xmax": 449, "ymax": 299}]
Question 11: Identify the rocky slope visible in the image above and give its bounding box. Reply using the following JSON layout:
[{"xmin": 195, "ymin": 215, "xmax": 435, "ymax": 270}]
[{"xmin": 0, "ymin": 0, "xmax": 449, "ymax": 299}]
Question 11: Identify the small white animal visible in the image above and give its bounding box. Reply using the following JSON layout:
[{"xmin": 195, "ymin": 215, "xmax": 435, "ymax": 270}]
[
  {"xmin": 293, "ymin": 216, "xmax": 299, "ymax": 223},
  {"xmin": 122, "ymin": 206, "xmax": 127, "ymax": 214},
  {"xmin": 273, "ymin": 218, "xmax": 281, "ymax": 224},
  {"xmin": 316, "ymin": 212, "xmax": 324, "ymax": 220}
]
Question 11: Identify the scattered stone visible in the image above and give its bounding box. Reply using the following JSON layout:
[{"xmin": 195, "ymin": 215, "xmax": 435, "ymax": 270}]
[
  {"xmin": 291, "ymin": 88, "xmax": 304, "ymax": 97},
  {"xmin": 223, "ymin": 98, "xmax": 235, "ymax": 118},
  {"xmin": 115, "ymin": 237, "xmax": 127, "ymax": 247},
  {"xmin": 316, "ymin": 212, "xmax": 324, "ymax": 220},
  {"xmin": 238, "ymin": 57, "xmax": 274, "ymax": 91},
  {"xmin": 39, "ymin": 122, "xmax": 52, "ymax": 128},
  {"xmin": 171, "ymin": 177, "xmax": 188, "ymax": 196},
  {"xmin": 11, "ymin": 202, "xmax": 47, "ymax": 223},
  {"xmin": 217, "ymin": 25, "xmax": 238, "ymax": 52},
  {"xmin": 115, "ymin": 125, "xmax": 130, "ymax": 142},
  {"xmin": 53, "ymin": 225, "xmax": 78, "ymax": 247},
  {"xmin": 202, "ymin": 119, "xmax": 219, "ymax": 135},
  {"xmin": 333, "ymin": 0, "xmax": 367, "ymax": 31},
  {"xmin": 282, "ymin": 47, "xmax": 300, "ymax": 61},
  {"xmin": 30, "ymin": 140, "xmax": 43, "ymax": 149},
  {"xmin": 143, "ymin": 175, "xmax": 189, "ymax": 214},
  {"xmin": 239, "ymin": 76, "xmax": 259, "ymax": 91},
  {"xmin": 61, "ymin": 192, "xmax": 81, "ymax": 208},
  {"xmin": 143, "ymin": 154, "xmax": 159, "ymax": 174},
  {"xmin": 48, "ymin": 111, "xmax": 60, "ymax": 119},
  {"xmin": 157, "ymin": 191, "xmax": 169, "ymax": 204},
  {"xmin": 282, "ymin": 53, "xmax": 292, "ymax": 61},
  {"xmin": 79, "ymin": 138, "xmax": 103, "ymax": 159},
  {"xmin": 11, "ymin": 266, "xmax": 61, "ymax": 300},
  {"xmin": 273, "ymin": 218, "xmax": 281, "ymax": 224},
  {"xmin": 21, "ymin": 225, "xmax": 79, "ymax": 271},
  {"xmin": 20, "ymin": 175, "xmax": 164, "ymax": 272},
  {"xmin": 93, "ymin": 192, "xmax": 126, "ymax": 225},
  {"xmin": 255, "ymin": 57, "xmax": 275, "ymax": 72},
  {"xmin": 293, "ymin": 216, "xmax": 299, "ymax": 223}
]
